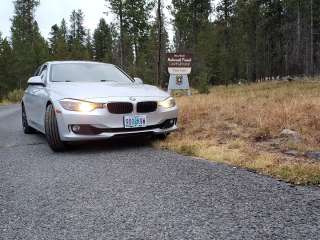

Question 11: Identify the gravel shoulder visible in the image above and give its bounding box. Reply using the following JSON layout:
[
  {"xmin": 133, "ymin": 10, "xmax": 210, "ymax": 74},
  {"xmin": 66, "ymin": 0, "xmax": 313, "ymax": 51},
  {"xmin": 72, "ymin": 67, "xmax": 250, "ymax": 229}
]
[{"xmin": 0, "ymin": 105, "xmax": 319, "ymax": 240}]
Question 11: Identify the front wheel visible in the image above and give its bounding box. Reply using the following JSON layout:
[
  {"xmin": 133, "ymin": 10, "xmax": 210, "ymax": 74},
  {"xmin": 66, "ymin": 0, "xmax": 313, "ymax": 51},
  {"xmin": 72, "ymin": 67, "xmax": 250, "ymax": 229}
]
[{"xmin": 45, "ymin": 104, "xmax": 66, "ymax": 152}]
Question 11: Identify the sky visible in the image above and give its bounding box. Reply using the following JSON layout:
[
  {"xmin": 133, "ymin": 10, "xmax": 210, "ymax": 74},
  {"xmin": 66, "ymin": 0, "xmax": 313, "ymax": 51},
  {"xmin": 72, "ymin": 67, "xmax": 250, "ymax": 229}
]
[{"xmin": 0, "ymin": 0, "xmax": 174, "ymax": 41}]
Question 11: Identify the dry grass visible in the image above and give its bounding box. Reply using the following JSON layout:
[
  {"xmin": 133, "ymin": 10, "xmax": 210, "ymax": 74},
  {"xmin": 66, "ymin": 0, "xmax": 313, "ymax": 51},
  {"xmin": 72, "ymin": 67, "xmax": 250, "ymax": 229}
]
[
  {"xmin": 1, "ymin": 89, "xmax": 24, "ymax": 105},
  {"xmin": 155, "ymin": 80, "xmax": 320, "ymax": 185},
  {"xmin": 0, "ymin": 99, "xmax": 13, "ymax": 105}
]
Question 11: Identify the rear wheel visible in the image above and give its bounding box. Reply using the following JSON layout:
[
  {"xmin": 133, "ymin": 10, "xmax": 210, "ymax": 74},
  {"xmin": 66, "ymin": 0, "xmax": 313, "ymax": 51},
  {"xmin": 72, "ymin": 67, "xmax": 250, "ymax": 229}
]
[
  {"xmin": 22, "ymin": 104, "xmax": 36, "ymax": 134},
  {"xmin": 45, "ymin": 104, "xmax": 66, "ymax": 152}
]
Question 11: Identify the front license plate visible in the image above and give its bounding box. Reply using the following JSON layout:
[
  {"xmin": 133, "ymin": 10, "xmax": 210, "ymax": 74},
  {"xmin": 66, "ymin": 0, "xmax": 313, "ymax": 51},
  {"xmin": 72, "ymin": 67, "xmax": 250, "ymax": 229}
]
[{"xmin": 124, "ymin": 115, "xmax": 147, "ymax": 128}]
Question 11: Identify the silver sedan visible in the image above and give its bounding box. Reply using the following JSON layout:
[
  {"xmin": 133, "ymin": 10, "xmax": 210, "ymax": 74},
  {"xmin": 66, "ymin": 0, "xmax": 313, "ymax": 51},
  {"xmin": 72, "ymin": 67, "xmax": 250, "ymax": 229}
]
[{"xmin": 22, "ymin": 61, "xmax": 178, "ymax": 151}]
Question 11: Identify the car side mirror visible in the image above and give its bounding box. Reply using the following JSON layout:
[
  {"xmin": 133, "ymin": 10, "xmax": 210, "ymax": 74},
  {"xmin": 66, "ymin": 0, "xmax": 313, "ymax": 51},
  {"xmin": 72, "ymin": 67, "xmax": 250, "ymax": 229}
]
[
  {"xmin": 27, "ymin": 76, "xmax": 45, "ymax": 87},
  {"xmin": 134, "ymin": 77, "xmax": 143, "ymax": 84}
]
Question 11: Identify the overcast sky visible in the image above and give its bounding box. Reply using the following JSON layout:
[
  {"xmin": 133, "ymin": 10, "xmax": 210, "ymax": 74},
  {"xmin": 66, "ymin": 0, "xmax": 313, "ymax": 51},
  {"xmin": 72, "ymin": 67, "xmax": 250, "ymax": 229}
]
[{"xmin": 0, "ymin": 0, "xmax": 174, "ymax": 40}]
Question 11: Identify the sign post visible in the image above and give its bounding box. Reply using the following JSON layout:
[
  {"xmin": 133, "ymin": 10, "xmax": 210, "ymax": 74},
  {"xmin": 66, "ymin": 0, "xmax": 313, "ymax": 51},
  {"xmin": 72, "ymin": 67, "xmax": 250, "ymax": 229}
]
[{"xmin": 167, "ymin": 53, "xmax": 192, "ymax": 96}]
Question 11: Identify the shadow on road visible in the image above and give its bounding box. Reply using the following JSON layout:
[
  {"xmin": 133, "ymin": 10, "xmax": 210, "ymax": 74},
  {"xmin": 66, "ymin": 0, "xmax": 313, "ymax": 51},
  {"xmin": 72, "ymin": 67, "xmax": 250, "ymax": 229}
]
[{"xmin": 63, "ymin": 135, "xmax": 156, "ymax": 153}]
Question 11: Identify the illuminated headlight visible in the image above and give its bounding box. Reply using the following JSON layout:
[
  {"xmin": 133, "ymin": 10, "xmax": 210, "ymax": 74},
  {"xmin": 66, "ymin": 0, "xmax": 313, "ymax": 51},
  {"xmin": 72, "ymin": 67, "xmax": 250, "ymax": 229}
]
[
  {"xmin": 59, "ymin": 99, "xmax": 103, "ymax": 112},
  {"xmin": 158, "ymin": 97, "xmax": 176, "ymax": 109}
]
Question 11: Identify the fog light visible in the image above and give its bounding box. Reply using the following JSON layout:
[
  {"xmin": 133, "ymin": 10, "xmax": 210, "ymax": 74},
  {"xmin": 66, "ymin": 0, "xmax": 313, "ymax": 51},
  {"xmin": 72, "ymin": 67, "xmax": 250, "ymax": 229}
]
[{"xmin": 72, "ymin": 125, "xmax": 81, "ymax": 133}]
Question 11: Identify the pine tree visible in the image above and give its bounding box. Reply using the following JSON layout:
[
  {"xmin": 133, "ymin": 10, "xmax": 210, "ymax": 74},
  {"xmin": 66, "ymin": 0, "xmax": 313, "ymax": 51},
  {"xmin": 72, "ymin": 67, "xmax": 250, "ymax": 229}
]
[
  {"xmin": 69, "ymin": 9, "xmax": 88, "ymax": 59},
  {"xmin": 123, "ymin": 0, "xmax": 154, "ymax": 74},
  {"xmin": 49, "ymin": 19, "xmax": 70, "ymax": 59},
  {"xmin": 85, "ymin": 30, "xmax": 94, "ymax": 60},
  {"xmin": 10, "ymin": 0, "xmax": 44, "ymax": 88},
  {"xmin": 137, "ymin": 17, "xmax": 169, "ymax": 85},
  {"xmin": 106, "ymin": 0, "xmax": 125, "ymax": 67},
  {"xmin": 216, "ymin": 0, "xmax": 236, "ymax": 85},
  {"xmin": 93, "ymin": 18, "xmax": 113, "ymax": 62},
  {"xmin": 0, "ymin": 34, "xmax": 15, "ymax": 98},
  {"xmin": 49, "ymin": 24, "xmax": 60, "ymax": 55},
  {"xmin": 171, "ymin": 0, "xmax": 211, "ymax": 51},
  {"xmin": 32, "ymin": 21, "xmax": 50, "ymax": 66}
]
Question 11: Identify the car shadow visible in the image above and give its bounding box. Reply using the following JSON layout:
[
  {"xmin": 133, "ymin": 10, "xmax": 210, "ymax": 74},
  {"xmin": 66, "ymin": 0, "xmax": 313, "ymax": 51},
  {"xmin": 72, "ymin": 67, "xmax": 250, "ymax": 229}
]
[{"xmin": 65, "ymin": 135, "xmax": 156, "ymax": 153}]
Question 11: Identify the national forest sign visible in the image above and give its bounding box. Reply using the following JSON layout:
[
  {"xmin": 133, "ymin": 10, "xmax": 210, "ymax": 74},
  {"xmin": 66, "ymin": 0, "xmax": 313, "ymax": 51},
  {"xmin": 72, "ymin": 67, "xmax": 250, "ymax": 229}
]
[
  {"xmin": 167, "ymin": 53, "xmax": 192, "ymax": 75},
  {"xmin": 167, "ymin": 53, "xmax": 192, "ymax": 95}
]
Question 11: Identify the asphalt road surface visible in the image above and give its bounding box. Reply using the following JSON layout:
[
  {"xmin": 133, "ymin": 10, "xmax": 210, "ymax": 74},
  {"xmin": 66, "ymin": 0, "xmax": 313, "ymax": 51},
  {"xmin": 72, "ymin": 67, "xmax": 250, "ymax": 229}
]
[{"xmin": 0, "ymin": 105, "xmax": 320, "ymax": 240}]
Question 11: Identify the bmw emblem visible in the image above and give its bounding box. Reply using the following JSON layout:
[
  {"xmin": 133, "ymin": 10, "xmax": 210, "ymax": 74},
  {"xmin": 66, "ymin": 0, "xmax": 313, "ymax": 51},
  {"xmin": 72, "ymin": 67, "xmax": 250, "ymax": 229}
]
[{"xmin": 130, "ymin": 97, "xmax": 136, "ymax": 101}]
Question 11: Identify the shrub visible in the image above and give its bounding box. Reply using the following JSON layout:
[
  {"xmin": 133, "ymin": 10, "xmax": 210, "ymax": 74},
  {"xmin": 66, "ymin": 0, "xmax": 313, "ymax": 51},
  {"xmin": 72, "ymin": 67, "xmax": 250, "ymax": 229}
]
[
  {"xmin": 179, "ymin": 145, "xmax": 197, "ymax": 156},
  {"xmin": 196, "ymin": 72, "xmax": 210, "ymax": 94},
  {"xmin": 7, "ymin": 89, "xmax": 25, "ymax": 103}
]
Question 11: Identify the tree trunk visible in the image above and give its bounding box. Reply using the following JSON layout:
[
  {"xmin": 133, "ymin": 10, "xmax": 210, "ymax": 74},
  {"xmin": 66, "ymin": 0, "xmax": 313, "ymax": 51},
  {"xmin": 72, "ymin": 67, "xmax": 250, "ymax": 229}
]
[
  {"xmin": 296, "ymin": 0, "xmax": 301, "ymax": 72},
  {"xmin": 310, "ymin": 0, "xmax": 314, "ymax": 77},
  {"xmin": 119, "ymin": 0, "xmax": 124, "ymax": 68},
  {"xmin": 156, "ymin": 0, "xmax": 162, "ymax": 86}
]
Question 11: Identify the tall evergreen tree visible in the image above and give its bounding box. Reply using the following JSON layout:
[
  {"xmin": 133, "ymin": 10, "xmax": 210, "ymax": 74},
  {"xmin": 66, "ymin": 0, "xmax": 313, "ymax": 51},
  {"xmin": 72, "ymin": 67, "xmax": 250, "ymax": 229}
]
[
  {"xmin": 171, "ymin": 0, "xmax": 211, "ymax": 51},
  {"xmin": 106, "ymin": 0, "xmax": 125, "ymax": 67},
  {"xmin": 123, "ymin": 0, "xmax": 154, "ymax": 74},
  {"xmin": 138, "ymin": 16, "xmax": 169, "ymax": 85},
  {"xmin": 85, "ymin": 30, "xmax": 94, "ymax": 60},
  {"xmin": 49, "ymin": 19, "xmax": 70, "ymax": 60},
  {"xmin": 32, "ymin": 21, "xmax": 50, "ymax": 66},
  {"xmin": 69, "ymin": 9, "xmax": 88, "ymax": 59},
  {"xmin": 10, "ymin": 0, "xmax": 48, "ymax": 88},
  {"xmin": 0, "ymin": 34, "xmax": 15, "ymax": 98},
  {"xmin": 49, "ymin": 24, "xmax": 60, "ymax": 55},
  {"xmin": 93, "ymin": 19, "xmax": 113, "ymax": 62}
]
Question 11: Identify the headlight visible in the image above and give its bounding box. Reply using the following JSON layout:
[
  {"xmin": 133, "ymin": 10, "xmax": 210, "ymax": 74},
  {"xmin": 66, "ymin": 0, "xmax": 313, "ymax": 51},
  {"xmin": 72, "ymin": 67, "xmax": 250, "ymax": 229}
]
[
  {"xmin": 158, "ymin": 97, "xmax": 176, "ymax": 109},
  {"xmin": 59, "ymin": 99, "xmax": 103, "ymax": 112}
]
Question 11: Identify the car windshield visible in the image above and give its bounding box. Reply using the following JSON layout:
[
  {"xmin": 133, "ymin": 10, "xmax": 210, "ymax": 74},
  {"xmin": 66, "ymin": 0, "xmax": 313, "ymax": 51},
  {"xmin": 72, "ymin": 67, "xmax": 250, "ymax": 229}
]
[{"xmin": 50, "ymin": 63, "xmax": 133, "ymax": 83}]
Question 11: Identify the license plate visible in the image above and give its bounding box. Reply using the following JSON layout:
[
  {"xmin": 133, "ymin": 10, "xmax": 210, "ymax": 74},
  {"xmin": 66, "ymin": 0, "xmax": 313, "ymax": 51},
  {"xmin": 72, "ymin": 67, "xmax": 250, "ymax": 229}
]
[{"xmin": 124, "ymin": 115, "xmax": 147, "ymax": 128}]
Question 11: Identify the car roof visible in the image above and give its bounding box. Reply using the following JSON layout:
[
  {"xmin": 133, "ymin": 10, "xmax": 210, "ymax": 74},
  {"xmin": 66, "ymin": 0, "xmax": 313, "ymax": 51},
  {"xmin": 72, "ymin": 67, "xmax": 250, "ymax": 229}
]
[{"xmin": 46, "ymin": 61, "xmax": 113, "ymax": 66}]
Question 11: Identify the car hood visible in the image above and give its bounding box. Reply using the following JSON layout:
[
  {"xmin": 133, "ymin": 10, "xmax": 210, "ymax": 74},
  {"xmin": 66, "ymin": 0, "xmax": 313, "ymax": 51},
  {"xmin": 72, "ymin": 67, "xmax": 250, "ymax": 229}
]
[{"xmin": 49, "ymin": 82, "xmax": 169, "ymax": 100}]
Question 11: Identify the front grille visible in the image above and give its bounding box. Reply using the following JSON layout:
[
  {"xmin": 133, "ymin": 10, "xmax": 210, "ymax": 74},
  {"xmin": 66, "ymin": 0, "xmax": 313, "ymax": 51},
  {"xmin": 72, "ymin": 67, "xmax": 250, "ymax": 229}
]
[
  {"xmin": 107, "ymin": 102, "xmax": 133, "ymax": 114},
  {"xmin": 70, "ymin": 119, "xmax": 177, "ymax": 135},
  {"xmin": 137, "ymin": 101, "xmax": 157, "ymax": 113}
]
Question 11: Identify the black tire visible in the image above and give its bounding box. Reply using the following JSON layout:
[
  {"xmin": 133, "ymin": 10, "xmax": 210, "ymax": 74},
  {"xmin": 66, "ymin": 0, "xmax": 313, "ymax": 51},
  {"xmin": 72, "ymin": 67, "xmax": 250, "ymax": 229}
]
[
  {"xmin": 45, "ymin": 104, "xmax": 66, "ymax": 152},
  {"xmin": 22, "ymin": 104, "xmax": 36, "ymax": 134}
]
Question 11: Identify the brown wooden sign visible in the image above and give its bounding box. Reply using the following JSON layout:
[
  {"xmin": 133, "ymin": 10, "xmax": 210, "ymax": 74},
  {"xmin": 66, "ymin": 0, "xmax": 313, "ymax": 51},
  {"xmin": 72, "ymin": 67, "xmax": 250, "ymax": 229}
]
[
  {"xmin": 167, "ymin": 53, "xmax": 192, "ymax": 68},
  {"xmin": 167, "ymin": 53, "xmax": 192, "ymax": 75}
]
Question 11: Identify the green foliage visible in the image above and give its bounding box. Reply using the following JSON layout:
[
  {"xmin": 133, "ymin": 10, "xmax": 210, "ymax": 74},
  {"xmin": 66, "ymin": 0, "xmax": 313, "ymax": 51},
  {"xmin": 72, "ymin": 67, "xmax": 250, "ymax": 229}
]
[
  {"xmin": 1, "ymin": 0, "xmax": 320, "ymax": 99},
  {"xmin": 123, "ymin": 0, "xmax": 154, "ymax": 74},
  {"xmin": 7, "ymin": 89, "xmax": 24, "ymax": 103},
  {"xmin": 196, "ymin": 71, "xmax": 210, "ymax": 94},
  {"xmin": 69, "ymin": 9, "xmax": 89, "ymax": 59},
  {"xmin": 134, "ymin": 12, "xmax": 169, "ymax": 85},
  {"xmin": 49, "ymin": 19, "xmax": 70, "ymax": 60},
  {"xmin": 171, "ymin": 0, "xmax": 212, "ymax": 51},
  {"xmin": 93, "ymin": 19, "xmax": 113, "ymax": 62},
  {"xmin": 172, "ymin": 0, "xmax": 320, "ymax": 87},
  {"xmin": 10, "ymin": 0, "xmax": 49, "ymax": 90},
  {"xmin": 0, "ymin": 36, "xmax": 15, "ymax": 98}
]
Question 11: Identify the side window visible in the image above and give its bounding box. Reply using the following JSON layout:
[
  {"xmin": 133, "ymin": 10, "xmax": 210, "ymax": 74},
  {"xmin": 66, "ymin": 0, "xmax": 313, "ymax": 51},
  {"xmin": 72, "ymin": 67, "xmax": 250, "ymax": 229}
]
[
  {"xmin": 34, "ymin": 65, "xmax": 42, "ymax": 76},
  {"xmin": 40, "ymin": 65, "xmax": 48, "ymax": 82}
]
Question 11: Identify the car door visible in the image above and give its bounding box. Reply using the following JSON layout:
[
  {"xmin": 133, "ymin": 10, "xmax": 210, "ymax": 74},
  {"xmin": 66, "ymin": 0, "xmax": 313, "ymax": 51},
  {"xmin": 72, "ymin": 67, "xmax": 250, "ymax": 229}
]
[
  {"xmin": 23, "ymin": 65, "xmax": 43, "ymax": 127},
  {"xmin": 32, "ymin": 65, "xmax": 49, "ymax": 130}
]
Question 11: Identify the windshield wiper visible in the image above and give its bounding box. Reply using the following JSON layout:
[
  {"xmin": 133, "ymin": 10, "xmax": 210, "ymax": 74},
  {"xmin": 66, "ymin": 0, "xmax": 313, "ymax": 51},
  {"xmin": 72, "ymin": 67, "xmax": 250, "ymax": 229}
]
[{"xmin": 100, "ymin": 80, "xmax": 116, "ymax": 82}]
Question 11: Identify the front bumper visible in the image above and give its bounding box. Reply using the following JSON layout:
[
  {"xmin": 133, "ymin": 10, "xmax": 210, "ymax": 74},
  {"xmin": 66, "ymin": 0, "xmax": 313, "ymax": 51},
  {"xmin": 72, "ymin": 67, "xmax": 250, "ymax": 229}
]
[{"xmin": 55, "ymin": 102, "xmax": 178, "ymax": 141}]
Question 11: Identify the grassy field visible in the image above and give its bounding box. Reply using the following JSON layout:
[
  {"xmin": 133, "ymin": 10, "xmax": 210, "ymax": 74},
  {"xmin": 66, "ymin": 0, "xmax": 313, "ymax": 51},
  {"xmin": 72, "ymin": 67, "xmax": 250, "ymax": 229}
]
[
  {"xmin": 155, "ymin": 80, "xmax": 320, "ymax": 185},
  {"xmin": 0, "ymin": 100, "xmax": 12, "ymax": 105},
  {"xmin": 0, "ymin": 89, "xmax": 24, "ymax": 105}
]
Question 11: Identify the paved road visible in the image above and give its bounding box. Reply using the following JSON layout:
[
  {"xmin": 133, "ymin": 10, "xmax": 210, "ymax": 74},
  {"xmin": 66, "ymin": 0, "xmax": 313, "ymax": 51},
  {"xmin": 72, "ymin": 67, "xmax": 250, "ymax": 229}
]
[{"xmin": 0, "ymin": 105, "xmax": 319, "ymax": 240}]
